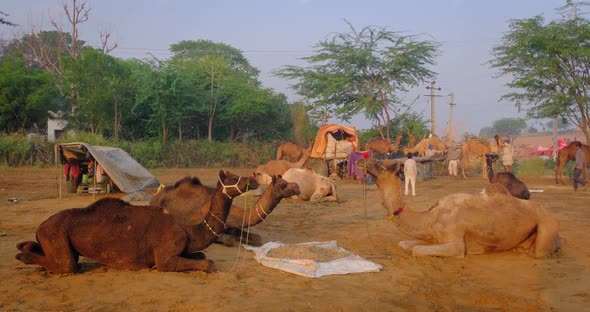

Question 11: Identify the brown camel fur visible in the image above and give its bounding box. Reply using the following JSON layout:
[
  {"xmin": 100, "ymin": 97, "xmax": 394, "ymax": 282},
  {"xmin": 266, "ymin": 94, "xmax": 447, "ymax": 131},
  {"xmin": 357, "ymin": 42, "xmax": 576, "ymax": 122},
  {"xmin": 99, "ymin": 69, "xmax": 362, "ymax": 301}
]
[
  {"xmin": 364, "ymin": 134, "xmax": 403, "ymax": 157},
  {"xmin": 402, "ymin": 134, "xmax": 447, "ymax": 157},
  {"xmin": 281, "ymin": 167, "xmax": 338, "ymax": 202},
  {"xmin": 491, "ymin": 172, "xmax": 531, "ymax": 200},
  {"xmin": 151, "ymin": 175, "xmax": 300, "ymax": 247},
  {"xmin": 555, "ymin": 141, "xmax": 590, "ymax": 184},
  {"xmin": 15, "ymin": 170, "xmax": 257, "ymax": 274},
  {"xmin": 256, "ymin": 149, "xmax": 311, "ymax": 178},
  {"xmin": 276, "ymin": 140, "xmax": 312, "ymax": 162},
  {"xmin": 360, "ymin": 158, "xmax": 562, "ymax": 258},
  {"xmin": 461, "ymin": 136, "xmax": 501, "ymax": 178}
]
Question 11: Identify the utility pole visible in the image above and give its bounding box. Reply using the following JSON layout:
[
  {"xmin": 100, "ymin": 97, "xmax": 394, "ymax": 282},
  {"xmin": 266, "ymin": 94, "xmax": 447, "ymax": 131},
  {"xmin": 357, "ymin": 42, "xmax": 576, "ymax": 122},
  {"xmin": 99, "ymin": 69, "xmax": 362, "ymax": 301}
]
[
  {"xmin": 425, "ymin": 81, "xmax": 442, "ymax": 135},
  {"xmin": 448, "ymin": 93, "xmax": 456, "ymax": 140}
]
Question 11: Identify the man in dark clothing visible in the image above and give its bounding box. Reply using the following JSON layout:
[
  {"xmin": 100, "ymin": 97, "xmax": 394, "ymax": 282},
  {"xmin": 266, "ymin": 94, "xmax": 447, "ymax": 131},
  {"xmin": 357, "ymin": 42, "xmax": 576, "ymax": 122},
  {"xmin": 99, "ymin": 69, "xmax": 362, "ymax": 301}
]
[{"xmin": 573, "ymin": 141, "xmax": 587, "ymax": 191}]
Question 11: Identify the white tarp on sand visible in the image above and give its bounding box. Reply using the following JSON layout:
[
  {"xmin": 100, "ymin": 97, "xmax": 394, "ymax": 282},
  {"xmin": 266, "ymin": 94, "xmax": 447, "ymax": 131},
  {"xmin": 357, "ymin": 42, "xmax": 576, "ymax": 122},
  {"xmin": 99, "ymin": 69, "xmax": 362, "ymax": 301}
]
[{"xmin": 244, "ymin": 240, "xmax": 382, "ymax": 278}]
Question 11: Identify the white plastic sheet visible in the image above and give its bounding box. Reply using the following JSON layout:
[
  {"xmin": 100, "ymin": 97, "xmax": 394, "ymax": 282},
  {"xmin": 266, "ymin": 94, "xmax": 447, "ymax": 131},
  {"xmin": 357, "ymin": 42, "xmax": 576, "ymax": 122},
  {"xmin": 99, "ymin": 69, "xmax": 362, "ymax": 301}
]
[{"xmin": 243, "ymin": 240, "xmax": 382, "ymax": 278}]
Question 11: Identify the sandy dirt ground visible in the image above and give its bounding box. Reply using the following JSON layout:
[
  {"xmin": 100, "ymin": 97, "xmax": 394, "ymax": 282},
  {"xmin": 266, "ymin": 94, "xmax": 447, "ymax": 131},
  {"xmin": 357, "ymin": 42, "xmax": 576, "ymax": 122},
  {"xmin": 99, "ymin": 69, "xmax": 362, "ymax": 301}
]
[{"xmin": 1, "ymin": 166, "xmax": 589, "ymax": 312}]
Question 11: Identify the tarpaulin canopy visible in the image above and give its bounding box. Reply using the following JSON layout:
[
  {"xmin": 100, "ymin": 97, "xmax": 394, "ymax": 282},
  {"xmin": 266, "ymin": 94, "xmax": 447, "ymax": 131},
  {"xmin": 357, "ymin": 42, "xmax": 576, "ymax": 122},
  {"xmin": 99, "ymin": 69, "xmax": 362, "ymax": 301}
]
[
  {"xmin": 528, "ymin": 139, "xmax": 569, "ymax": 157},
  {"xmin": 57, "ymin": 142, "xmax": 160, "ymax": 193},
  {"xmin": 311, "ymin": 124, "xmax": 359, "ymax": 159}
]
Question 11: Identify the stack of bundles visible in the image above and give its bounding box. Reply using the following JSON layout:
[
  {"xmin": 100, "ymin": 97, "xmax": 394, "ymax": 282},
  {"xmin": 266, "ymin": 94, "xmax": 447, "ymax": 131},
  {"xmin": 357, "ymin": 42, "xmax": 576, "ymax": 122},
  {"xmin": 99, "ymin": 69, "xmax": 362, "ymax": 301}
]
[{"xmin": 467, "ymin": 136, "xmax": 490, "ymax": 146}]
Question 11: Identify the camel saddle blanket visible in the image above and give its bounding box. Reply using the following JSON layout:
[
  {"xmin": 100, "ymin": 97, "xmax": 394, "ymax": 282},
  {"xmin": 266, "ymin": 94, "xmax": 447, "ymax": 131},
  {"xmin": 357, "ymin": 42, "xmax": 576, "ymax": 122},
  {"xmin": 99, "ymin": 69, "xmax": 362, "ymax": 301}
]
[{"xmin": 467, "ymin": 137, "xmax": 490, "ymax": 145}]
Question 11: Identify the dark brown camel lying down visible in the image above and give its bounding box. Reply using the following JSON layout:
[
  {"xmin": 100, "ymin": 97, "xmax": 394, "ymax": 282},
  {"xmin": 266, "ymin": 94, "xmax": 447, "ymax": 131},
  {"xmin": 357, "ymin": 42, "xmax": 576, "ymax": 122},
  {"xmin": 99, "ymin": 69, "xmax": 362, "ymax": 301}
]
[
  {"xmin": 491, "ymin": 172, "xmax": 530, "ymax": 200},
  {"xmin": 15, "ymin": 170, "xmax": 258, "ymax": 274},
  {"xmin": 486, "ymin": 154, "xmax": 530, "ymax": 200},
  {"xmin": 151, "ymin": 175, "xmax": 300, "ymax": 247}
]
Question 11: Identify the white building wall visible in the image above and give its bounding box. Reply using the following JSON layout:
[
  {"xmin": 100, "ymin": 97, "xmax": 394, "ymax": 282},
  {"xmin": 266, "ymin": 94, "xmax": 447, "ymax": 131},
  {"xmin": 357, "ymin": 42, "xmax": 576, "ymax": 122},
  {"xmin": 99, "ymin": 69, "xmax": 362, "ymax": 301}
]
[{"xmin": 47, "ymin": 118, "xmax": 68, "ymax": 142}]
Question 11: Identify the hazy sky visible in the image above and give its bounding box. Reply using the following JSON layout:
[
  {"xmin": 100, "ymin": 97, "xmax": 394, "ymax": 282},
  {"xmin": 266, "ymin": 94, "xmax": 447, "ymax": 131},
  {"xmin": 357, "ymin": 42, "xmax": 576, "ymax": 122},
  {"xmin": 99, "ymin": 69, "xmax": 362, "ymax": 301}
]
[{"xmin": 2, "ymin": 0, "xmax": 567, "ymax": 134}]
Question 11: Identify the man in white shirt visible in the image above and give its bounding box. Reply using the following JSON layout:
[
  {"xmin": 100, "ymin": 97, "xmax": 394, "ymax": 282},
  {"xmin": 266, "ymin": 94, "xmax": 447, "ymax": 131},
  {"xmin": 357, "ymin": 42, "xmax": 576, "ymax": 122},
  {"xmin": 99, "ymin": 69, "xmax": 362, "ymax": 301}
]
[
  {"xmin": 404, "ymin": 153, "xmax": 418, "ymax": 196},
  {"xmin": 447, "ymin": 143, "xmax": 462, "ymax": 178},
  {"xmin": 501, "ymin": 139, "xmax": 514, "ymax": 173}
]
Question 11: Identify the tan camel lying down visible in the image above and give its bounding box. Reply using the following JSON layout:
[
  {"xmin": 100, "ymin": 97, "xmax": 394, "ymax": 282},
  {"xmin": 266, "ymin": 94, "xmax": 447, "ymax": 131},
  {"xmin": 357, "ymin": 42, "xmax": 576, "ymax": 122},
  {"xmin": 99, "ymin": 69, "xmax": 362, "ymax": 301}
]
[
  {"xmin": 362, "ymin": 159, "xmax": 562, "ymax": 258},
  {"xmin": 281, "ymin": 168, "xmax": 338, "ymax": 202}
]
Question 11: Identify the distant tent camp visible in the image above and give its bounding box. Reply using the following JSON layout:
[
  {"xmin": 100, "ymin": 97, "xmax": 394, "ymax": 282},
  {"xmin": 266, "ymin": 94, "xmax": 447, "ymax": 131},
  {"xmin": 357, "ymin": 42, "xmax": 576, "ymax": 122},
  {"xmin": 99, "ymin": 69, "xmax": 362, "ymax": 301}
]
[
  {"xmin": 528, "ymin": 139, "xmax": 569, "ymax": 158},
  {"xmin": 57, "ymin": 142, "xmax": 160, "ymax": 194}
]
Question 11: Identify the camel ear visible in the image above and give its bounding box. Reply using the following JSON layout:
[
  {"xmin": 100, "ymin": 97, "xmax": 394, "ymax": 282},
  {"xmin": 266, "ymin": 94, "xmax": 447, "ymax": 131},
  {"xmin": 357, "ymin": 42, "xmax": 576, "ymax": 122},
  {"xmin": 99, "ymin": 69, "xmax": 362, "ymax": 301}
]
[
  {"xmin": 272, "ymin": 175, "xmax": 278, "ymax": 183},
  {"xmin": 381, "ymin": 161, "xmax": 399, "ymax": 173},
  {"xmin": 219, "ymin": 170, "xmax": 225, "ymax": 180}
]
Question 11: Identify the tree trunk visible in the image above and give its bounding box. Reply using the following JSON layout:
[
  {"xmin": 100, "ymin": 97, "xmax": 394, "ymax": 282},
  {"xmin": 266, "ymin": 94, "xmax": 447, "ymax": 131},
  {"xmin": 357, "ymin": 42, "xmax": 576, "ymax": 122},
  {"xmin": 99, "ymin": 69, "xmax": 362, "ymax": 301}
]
[
  {"xmin": 178, "ymin": 119, "xmax": 182, "ymax": 142},
  {"xmin": 208, "ymin": 63, "xmax": 215, "ymax": 143},
  {"xmin": 208, "ymin": 117, "xmax": 213, "ymax": 143},
  {"xmin": 162, "ymin": 119, "xmax": 168, "ymax": 145},
  {"xmin": 114, "ymin": 96, "xmax": 119, "ymax": 141},
  {"xmin": 379, "ymin": 89, "xmax": 391, "ymax": 142}
]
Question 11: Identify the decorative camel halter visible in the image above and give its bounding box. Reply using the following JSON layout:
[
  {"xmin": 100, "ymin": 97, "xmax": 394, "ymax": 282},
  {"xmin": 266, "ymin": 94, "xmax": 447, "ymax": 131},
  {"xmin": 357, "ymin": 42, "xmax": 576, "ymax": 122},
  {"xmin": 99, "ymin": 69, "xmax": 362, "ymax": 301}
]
[
  {"xmin": 386, "ymin": 207, "xmax": 404, "ymax": 221},
  {"xmin": 219, "ymin": 176, "xmax": 251, "ymax": 199},
  {"xmin": 202, "ymin": 211, "xmax": 226, "ymax": 238},
  {"xmin": 256, "ymin": 203, "xmax": 270, "ymax": 221}
]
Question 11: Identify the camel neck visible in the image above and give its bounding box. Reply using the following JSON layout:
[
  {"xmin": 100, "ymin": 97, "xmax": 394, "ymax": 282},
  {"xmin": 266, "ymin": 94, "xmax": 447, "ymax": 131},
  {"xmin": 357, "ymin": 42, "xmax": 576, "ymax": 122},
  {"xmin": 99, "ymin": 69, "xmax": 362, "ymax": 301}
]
[
  {"xmin": 226, "ymin": 185, "xmax": 280, "ymax": 227},
  {"xmin": 186, "ymin": 187, "xmax": 233, "ymax": 252},
  {"xmin": 390, "ymin": 209, "xmax": 433, "ymax": 240},
  {"xmin": 376, "ymin": 176, "xmax": 432, "ymax": 240}
]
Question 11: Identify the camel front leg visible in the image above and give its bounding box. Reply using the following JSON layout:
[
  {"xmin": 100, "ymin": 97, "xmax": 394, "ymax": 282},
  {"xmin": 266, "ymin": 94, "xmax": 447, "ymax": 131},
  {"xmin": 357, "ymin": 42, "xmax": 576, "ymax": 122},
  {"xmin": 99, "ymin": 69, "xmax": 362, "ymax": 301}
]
[
  {"xmin": 555, "ymin": 158, "xmax": 567, "ymax": 184},
  {"xmin": 534, "ymin": 220, "xmax": 563, "ymax": 258},
  {"xmin": 16, "ymin": 241, "xmax": 44, "ymax": 254},
  {"xmin": 398, "ymin": 240, "xmax": 431, "ymax": 253},
  {"xmin": 156, "ymin": 255, "xmax": 217, "ymax": 273},
  {"xmin": 411, "ymin": 240, "xmax": 466, "ymax": 258}
]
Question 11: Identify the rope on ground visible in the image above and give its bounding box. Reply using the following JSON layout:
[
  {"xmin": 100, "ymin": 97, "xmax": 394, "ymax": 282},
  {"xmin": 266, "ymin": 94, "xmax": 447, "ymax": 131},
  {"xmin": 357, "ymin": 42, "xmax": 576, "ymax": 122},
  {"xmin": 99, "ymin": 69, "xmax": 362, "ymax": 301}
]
[{"xmin": 226, "ymin": 186, "xmax": 255, "ymax": 273}]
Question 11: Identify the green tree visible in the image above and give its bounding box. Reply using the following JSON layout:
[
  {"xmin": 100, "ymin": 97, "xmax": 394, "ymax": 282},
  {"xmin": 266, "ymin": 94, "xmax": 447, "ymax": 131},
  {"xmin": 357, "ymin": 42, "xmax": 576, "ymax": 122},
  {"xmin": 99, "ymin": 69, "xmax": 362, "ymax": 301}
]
[
  {"xmin": 545, "ymin": 118, "xmax": 573, "ymax": 131},
  {"xmin": 170, "ymin": 40, "xmax": 261, "ymax": 142},
  {"xmin": 131, "ymin": 57, "xmax": 191, "ymax": 144},
  {"xmin": 490, "ymin": 1, "xmax": 590, "ymax": 143},
  {"xmin": 276, "ymin": 21, "xmax": 439, "ymax": 141},
  {"xmin": 0, "ymin": 53, "xmax": 60, "ymax": 132},
  {"xmin": 479, "ymin": 118, "xmax": 527, "ymax": 138},
  {"xmin": 479, "ymin": 126, "xmax": 494, "ymax": 137},
  {"xmin": 62, "ymin": 48, "xmax": 128, "ymax": 136}
]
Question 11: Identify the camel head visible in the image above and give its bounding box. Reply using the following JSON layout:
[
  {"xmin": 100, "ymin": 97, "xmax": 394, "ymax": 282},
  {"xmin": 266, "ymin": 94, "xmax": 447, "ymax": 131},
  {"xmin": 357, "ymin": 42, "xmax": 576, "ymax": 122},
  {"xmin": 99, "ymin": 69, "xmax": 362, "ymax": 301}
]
[
  {"xmin": 359, "ymin": 158, "xmax": 405, "ymax": 216},
  {"xmin": 362, "ymin": 159, "xmax": 403, "ymax": 182},
  {"xmin": 270, "ymin": 175, "xmax": 301, "ymax": 198},
  {"xmin": 218, "ymin": 170, "xmax": 259, "ymax": 198},
  {"xmin": 255, "ymin": 172, "xmax": 273, "ymax": 185}
]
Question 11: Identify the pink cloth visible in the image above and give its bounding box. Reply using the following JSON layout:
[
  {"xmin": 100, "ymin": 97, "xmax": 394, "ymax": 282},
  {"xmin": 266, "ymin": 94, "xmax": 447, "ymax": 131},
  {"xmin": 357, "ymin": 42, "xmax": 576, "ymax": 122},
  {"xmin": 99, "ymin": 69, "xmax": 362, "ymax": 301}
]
[{"xmin": 64, "ymin": 160, "xmax": 81, "ymax": 180}]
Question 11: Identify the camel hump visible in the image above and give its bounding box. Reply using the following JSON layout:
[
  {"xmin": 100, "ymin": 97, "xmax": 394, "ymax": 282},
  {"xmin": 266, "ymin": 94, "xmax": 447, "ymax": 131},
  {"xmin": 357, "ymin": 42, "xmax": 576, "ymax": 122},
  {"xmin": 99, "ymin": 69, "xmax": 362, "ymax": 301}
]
[
  {"xmin": 93, "ymin": 197, "xmax": 128, "ymax": 206},
  {"xmin": 87, "ymin": 197, "xmax": 129, "ymax": 211},
  {"xmin": 484, "ymin": 183, "xmax": 511, "ymax": 196},
  {"xmin": 173, "ymin": 176, "xmax": 202, "ymax": 189}
]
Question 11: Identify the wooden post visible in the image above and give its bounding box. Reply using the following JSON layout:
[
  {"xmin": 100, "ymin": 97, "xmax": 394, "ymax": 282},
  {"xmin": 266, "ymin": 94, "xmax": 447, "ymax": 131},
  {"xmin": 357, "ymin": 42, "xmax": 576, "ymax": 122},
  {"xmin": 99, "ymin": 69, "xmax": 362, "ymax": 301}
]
[{"xmin": 55, "ymin": 144, "xmax": 62, "ymax": 199}]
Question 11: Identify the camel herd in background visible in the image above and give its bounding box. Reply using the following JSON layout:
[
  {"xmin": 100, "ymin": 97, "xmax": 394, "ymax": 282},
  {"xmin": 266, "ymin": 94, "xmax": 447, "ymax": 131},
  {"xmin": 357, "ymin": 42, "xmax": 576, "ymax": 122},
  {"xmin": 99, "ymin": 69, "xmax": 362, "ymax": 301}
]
[
  {"xmin": 15, "ymin": 129, "xmax": 587, "ymax": 274},
  {"xmin": 273, "ymin": 131, "xmax": 588, "ymax": 184}
]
